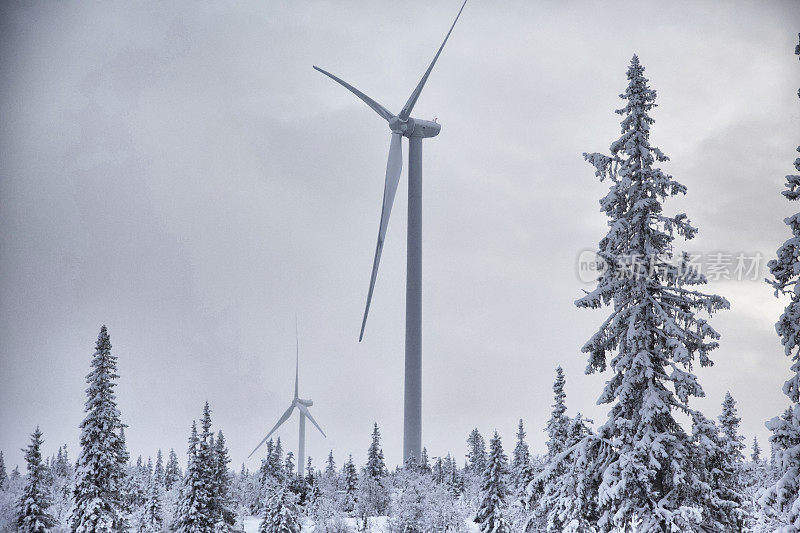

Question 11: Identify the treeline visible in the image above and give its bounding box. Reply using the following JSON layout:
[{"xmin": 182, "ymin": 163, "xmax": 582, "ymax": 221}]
[{"xmin": 0, "ymin": 350, "xmax": 778, "ymax": 533}]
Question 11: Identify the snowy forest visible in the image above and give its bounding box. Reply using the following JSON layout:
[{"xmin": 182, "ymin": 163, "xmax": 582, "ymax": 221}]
[{"xmin": 2, "ymin": 10, "xmax": 799, "ymax": 533}]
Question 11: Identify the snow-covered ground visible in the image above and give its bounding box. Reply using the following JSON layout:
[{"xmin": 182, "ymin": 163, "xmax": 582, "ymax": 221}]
[{"xmin": 242, "ymin": 515, "xmax": 480, "ymax": 532}]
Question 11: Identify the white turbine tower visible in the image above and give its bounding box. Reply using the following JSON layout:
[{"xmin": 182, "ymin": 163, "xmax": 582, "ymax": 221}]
[
  {"xmin": 314, "ymin": 1, "xmax": 467, "ymax": 462},
  {"xmin": 248, "ymin": 327, "xmax": 325, "ymax": 478}
]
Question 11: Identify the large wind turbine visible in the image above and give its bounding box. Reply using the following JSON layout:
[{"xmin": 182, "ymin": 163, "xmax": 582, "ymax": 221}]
[
  {"xmin": 314, "ymin": 0, "xmax": 467, "ymax": 462},
  {"xmin": 248, "ymin": 328, "xmax": 325, "ymax": 478}
]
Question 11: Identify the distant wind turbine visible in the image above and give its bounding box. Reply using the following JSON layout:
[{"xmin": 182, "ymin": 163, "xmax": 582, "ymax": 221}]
[
  {"xmin": 248, "ymin": 325, "xmax": 325, "ymax": 478},
  {"xmin": 313, "ymin": 0, "xmax": 467, "ymax": 462}
]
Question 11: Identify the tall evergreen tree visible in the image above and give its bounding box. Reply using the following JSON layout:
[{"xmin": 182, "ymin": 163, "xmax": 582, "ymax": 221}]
[
  {"xmin": 284, "ymin": 453, "xmax": 295, "ymax": 481},
  {"xmin": 576, "ymin": 56, "xmax": 728, "ymax": 531},
  {"xmin": 753, "ymin": 436, "xmax": 762, "ymax": 463},
  {"xmin": 164, "ymin": 449, "xmax": 181, "ymax": 491},
  {"xmin": 533, "ymin": 413, "xmax": 598, "ymax": 532},
  {"xmin": 211, "ymin": 430, "xmax": 235, "ymax": 531},
  {"xmin": 420, "ymin": 447, "xmax": 431, "ymax": 474},
  {"xmin": 140, "ymin": 477, "xmax": 163, "ymax": 533},
  {"xmin": 153, "ymin": 449, "xmax": 164, "ymax": 487},
  {"xmin": 762, "ymin": 34, "xmax": 800, "ymax": 530},
  {"xmin": 466, "ymin": 428, "xmax": 487, "ymax": 474},
  {"xmin": 360, "ymin": 423, "xmax": 389, "ymax": 516},
  {"xmin": 270, "ymin": 439, "xmax": 285, "ymax": 485},
  {"xmin": 342, "ymin": 455, "xmax": 358, "ymax": 513},
  {"xmin": 475, "ymin": 432, "xmax": 510, "ymax": 533},
  {"xmin": 71, "ymin": 325, "xmax": 127, "ymax": 533},
  {"xmin": 17, "ymin": 427, "xmax": 55, "ymax": 533},
  {"xmin": 323, "ymin": 451, "xmax": 337, "ymax": 485},
  {"xmin": 324, "ymin": 451, "xmax": 336, "ymax": 478},
  {"xmin": 546, "ymin": 367, "xmax": 570, "ymax": 459},
  {"xmin": 719, "ymin": 392, "xmax": 745, "ymax": 464},
  {"xmin": 366, "ymin": 423, "xmax": 386, "ymax": 479},
  {"xmin": 174, "ymin": 420, "xmax": 211, "ymax": 533},
  {"xmin": 690, "ymin": 412, "xmax": 742, "ymax": 531},
  {"xmin": 511, "ymin": 419, "xmax": 533, "ymax": 499}
]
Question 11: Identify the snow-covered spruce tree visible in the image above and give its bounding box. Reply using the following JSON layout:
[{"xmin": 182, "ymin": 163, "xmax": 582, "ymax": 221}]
[
  {"xmin": 270, "ymin": 439, "xmax": 285, "ymax": 485},
  {"xmin": 51, "ymin": 447, "xmax": 73, "ymax": 529},
  {"xmin": 259, "ymin": 485, "xmax": 300, "ymax": 533},
  {"xmin": 174, "ymin": 402, "xmax": 234, "ymax": 533},
  {"xmin": 71, "ymin": 325, "xmax": 128, "ymax": 533},
  {"xmin": 720, "ymin": 392, "xmax": 746, "ymax": 465},
  {"xmin": 466, "ymin": 429, "xmax": 487, "ymax": 474},
  {"xmin": 441, "ymin": 453, "xmax": 462, "ymax": 497},
  {"xmin": 420, "ymin": 447, "xmax": 431, "ymax": 474},
  {"xmin": 389, "ymin": 456, "xmax": 428, "ymax": 531},
  {"xmin": 1, "ymin": 461, "xmax": 24, "ymax": 532},
  {"xmin": 164, "ymin": 448, "xmax": 181, "ymax": 492},
  {"xmin": 432, "ymin": 457, "xmax": 444, "ymax": 484},
  {"xmin": 342, "ymin": 455, "xmax": 358, "ymax": 513},
  {"xmin": 358, "ymin": 423, "xmax": 389, "ymax": 517},
  {"xmin": 257, "ymin": 439, "xmax": 286, "ymax": 513},
  {"xmin": 527, "ymin": 369, "xmax": 585, "ymax": 531},
  {"xmin": 690, "ymin": 411, "xmax": 741, "ymax": 530},
  {"xmin": 546, "ymin": 367, "xmax": 570, "ymax": 460},
  {"xmin": 321, "ymin": 450, "xmax": 339, "ymax": 496},
  {"xmin": 753, "ymin": 436, "xmax": 762, "ymax": 462},
  {"xmin": 531, "ymin": 413, "xmax": 598, "ymax": 533},
  {"xmin": 511, "ymin": 419, "xmax": 533, "ymax": 499},
  {"xmin": 212, "ymin": 430, "xmax": 235, "ymax": 531},
  {"xmin": 139, "ymin": 476, "xmax": 163, "ymax": 533},
  {"xmin": 760, "ymin": 34, "xmax": 800, "ymax": 532},
  {"xmin": 366, "ymin": 423, "xmax": 386, "ymax": 479},
  {"xmin": 475, "ymin": 432, "xmax": 510, "ymax": 533},
  {"xmin": 17, "ymin": 427, "xmax": 55, "ymax": 533},
  {"xmin": 324, "ymin": 451, "xmax": 336, "ymax": 481},
  {"xmin": 174, "ymin": 420, "xmax": 211, "ymax": 533},
  {"xmin": 576, "ymin": 55, "xmax": 729, "ymax": 531},
  {"xmin": 283, "ymin": 453, "xmax": 295, "ymax": 482},
  {"xmin": 153, "ymin": 450, "xmax": 164, "ymax": 487},
  {"xmin": 125, "ymin": 456, "xmax": 148, "ymax": 514},
  {"xmin": 463, "ymin": 428, "xmax": 488, "ymax": 508}
]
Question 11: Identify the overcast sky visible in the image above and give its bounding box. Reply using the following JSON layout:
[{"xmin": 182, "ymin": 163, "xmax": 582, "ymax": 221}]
[{"xmin": 1, "ymin": 1, "xmax": 799, "ymax": 472}]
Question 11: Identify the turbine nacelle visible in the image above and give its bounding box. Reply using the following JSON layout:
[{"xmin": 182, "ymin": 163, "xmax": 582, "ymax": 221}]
[
  {"xmin": 389, "ymin": 117, "xmax": 441, "ymax": 139},
  {"xmin": 296, "ymin": 398, "xmax": 313, "ymax": 407}
]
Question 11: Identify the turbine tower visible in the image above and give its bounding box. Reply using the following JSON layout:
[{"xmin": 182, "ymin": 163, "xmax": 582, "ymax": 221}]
[
  {"xmin": 314, "ymin": 0, "xmax": 467, "ymax": 462},
  {"xmin": 248, "ymin": 326, "xmax": 326, "ymax": 478}
]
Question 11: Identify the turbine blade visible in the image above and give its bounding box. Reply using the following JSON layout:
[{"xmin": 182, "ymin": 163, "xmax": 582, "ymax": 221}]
[
  {"xmin": 247, "ymin": 404, "xmax": 295, "ymax": 459},
  {"xmin": 398, "ymin": 0, "xmax": 467, "ymax": 120},
  {"xmin": 294, "ymin": 319, "xmax": 299, "ymax": 400},
  {"xmin": 313, "ymin": 66, "xmax": 394, "ymax": 122},
  {"xmin": 360, "ymin": 132, "xmax": 403, "ymax": 341},
  {"xmin": 297, "ymin": 404, "xmax": 326, "ymax": 438}
]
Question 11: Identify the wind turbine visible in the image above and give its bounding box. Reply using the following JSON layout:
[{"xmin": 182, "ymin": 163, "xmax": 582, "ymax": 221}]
[
  {"xmin": 314, "ymin": 0, "xmax": 467, "ymax": 462},
  {"xmin": 248, "ymin": 326, "xmax": 326, "ymax": 478}
]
